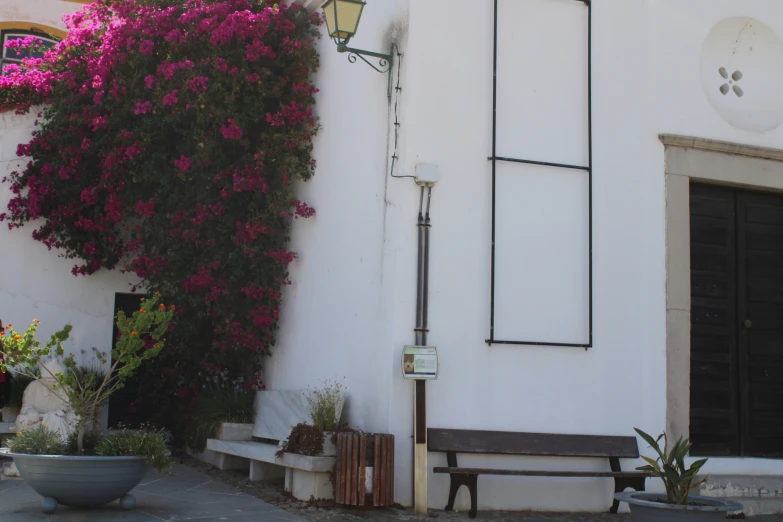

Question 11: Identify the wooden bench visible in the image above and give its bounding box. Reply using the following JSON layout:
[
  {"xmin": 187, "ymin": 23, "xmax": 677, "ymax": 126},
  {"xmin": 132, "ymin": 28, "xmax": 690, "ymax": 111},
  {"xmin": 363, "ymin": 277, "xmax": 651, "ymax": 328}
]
[{"xmin": 429, "ymin": 428, "xmax": 650, "ymax": 518}]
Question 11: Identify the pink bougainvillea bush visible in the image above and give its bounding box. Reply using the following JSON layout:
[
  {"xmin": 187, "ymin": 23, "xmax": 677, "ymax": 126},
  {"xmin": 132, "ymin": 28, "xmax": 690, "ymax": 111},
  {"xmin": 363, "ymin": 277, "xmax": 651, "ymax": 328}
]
[{"xmin": 0, "ymin": 0, "xmax": 320, "ymax": 423}]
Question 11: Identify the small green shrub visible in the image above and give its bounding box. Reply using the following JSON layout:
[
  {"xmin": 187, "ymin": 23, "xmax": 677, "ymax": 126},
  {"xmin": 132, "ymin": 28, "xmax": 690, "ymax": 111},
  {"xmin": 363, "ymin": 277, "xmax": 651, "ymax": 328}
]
[
  {"xmin": 70, "ymin": 363, "xmax": 107, "ymax": 395},
  {"xmin": 184, "ymin": 389, "xmax": 254, "ymax": 453},
  {"xmin": 305, "ymin": 380, "xmax": 344, "ymax": 432},
  {"xmin": 96, "ymin": 430, "xmax": 172, "ymax": 473},
  {"xmin": 634, "ymin": 428, "xmax": 709, "ymax": 505},
  {"xmin": 277, "ymin": 423, "xmax": 323, "ymax": 458},
  {"xmin": 8, "ymin": 426, "xmax": 66, "ymax": 455},
  {"xmin": 66, "ymin": 430, "xmax": 101, "ymax": 455}
]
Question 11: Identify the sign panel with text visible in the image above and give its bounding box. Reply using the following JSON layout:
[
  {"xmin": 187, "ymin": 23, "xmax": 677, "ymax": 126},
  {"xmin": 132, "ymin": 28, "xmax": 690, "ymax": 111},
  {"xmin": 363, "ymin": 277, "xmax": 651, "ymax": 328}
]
[{"xmin": 402, "ymin": 346, "xmax": 438, "ymax": 380}]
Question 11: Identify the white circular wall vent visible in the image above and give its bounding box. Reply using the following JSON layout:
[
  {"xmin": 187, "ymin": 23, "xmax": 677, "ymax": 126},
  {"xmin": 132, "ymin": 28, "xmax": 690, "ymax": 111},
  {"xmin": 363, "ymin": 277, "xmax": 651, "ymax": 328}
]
[{"xmin": 701, "ymin": 17, "xmax": 783, "ymax": 133}]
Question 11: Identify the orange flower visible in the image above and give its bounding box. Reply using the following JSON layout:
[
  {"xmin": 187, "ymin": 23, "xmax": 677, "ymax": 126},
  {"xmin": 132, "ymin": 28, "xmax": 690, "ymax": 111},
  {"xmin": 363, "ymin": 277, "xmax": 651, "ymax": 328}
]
[
  {"xmin": 5, "ymin": 324, "xmax": 12, "ymax": 329},
  {"xmin": 159, "ymin": 304, "xmax": 166, "ymax": 311},
  {"xmin": 131, "ymin": 331, "xmax": 139, "ymax": 337},
  {"xmin": 139, "ymin": 308, "xmax": 147, "ymax": 314},
  {"xmin": 170, "ymin": 305, "xmax": 176, "ymax": 311},
  {"xmin": 13, "ymin": 335, "xmax": 21, "ymax": 340},
  {"xmin": 33, "ymin": 318, "xmax": 40, "ymax": 324}
]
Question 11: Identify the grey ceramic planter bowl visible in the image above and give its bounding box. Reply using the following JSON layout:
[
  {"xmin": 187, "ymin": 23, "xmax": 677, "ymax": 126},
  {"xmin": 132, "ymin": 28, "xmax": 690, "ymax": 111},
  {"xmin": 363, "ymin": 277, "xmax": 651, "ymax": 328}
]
[
  {"xmin": 615, "ymin": 492, "xmax": 743, "ymax": 522},
  {"xmin": 9, "ymin": 453, "xmax": 146, "ymax": 512}
]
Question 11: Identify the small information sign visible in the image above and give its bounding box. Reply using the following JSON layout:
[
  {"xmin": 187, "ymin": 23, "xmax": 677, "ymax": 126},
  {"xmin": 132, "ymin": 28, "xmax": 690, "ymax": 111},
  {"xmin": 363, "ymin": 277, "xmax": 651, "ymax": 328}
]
[{"xmin": 402, "ymin": 346, "xmax": 438, "ymax": 380}]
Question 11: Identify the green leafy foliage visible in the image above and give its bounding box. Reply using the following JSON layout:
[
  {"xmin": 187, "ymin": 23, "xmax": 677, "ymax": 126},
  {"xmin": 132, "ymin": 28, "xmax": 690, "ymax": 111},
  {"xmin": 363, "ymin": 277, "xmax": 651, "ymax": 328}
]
[
  {"xmin": 0, "ymin": 295, "xmax": 174, "ymax": 453},
  {"xmin": 184, "ymin": 389, "xmax": 254, "ymax": 453},
  {"xmin": 66, "ymin": 429, "xmax": 101, "ymax": 455},
  {"xmin": 0, "ymin": 0, "xmax": 321, "ymax": 426},
  {"xmin": 634, "ymin": 428, "xmax": 709, "ymax": 505},
  {"xmin": 305, "ymin": 380, "xmax": 344, "ymax": 432},
  {"xmin": 8, "ymin": 425, "xmax": 67, "ymax": 455},
  {"xmin": 95, "ymin": 429, "xmax": 173, "ymax": 473}
]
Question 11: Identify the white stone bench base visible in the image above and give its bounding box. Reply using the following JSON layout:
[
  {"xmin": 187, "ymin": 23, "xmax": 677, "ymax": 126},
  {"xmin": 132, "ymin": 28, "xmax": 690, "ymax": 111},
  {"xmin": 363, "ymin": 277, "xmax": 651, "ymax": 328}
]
[
  {"xmin": 205, "ymin": 438, "xmax": 335, "ymax": 501},
  {"xmin": 189, "ymin": 448, "xmax": 250, "ymax": 471}
]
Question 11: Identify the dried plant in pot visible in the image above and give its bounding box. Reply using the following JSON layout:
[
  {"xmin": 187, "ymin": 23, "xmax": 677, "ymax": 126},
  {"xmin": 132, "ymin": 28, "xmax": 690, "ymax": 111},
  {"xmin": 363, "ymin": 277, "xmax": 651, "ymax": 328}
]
[
  {"xmin": 0, "ymin": 295, "xmax": 174, "ymax": 514},
  {"xmin": 304, "ymin": 380, "xmax": 346, "ymax": 457},
  {"xmin": 614, "ymin": 428, "xmax": 743, "ymax": 522}
]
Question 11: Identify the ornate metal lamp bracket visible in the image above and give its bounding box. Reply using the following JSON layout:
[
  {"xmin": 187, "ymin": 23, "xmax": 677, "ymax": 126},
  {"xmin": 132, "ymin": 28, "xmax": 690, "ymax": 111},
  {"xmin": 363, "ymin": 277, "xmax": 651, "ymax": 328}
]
[{"xmin": 336, "ymin": 43, "xmax": 397, "ymax": 98}]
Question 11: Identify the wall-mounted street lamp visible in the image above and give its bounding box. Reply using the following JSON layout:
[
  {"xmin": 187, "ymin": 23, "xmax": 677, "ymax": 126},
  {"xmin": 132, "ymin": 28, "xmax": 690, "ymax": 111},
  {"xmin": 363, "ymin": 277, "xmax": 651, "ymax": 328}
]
[{"xmin": 322, "ymin": 0, "xmax": 395, "ymax": 97}]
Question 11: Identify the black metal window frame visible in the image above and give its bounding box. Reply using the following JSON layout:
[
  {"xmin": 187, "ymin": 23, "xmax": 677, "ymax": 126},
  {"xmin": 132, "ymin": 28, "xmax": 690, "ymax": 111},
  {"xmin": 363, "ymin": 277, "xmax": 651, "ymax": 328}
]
[
  {"xmin": 487, "ymin": 0, "xmax": 593, "ymax": 348},
  {"xmin": 0, "ymin": 29, "xmax": 59, "ymax": 74}
]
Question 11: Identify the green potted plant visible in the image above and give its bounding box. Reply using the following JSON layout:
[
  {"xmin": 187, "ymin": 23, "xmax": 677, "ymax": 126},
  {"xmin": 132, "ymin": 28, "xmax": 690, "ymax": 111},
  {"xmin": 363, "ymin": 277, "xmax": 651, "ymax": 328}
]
[
  {"xmin": 0, "ymin": 295, "xmax": 174, "ymax": 514},
  {"xmin": 615, "ymin": 428, "xmax": 743, "ymax": 521},
  {"xmin": 304, "ymin": 379, "xmax": 345, "ymax": 457}
]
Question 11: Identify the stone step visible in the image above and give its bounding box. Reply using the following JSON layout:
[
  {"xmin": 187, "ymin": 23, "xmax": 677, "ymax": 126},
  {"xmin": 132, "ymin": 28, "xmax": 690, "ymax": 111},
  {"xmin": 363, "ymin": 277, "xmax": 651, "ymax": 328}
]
[
  {"xmin": 699, "ymin": 475, "xmax": 783, "ymax": 498},
  {"xmin": 726, "ymin": 497, "xmax": 783, "ymax": 516},
  {"xmin": 699, "ymin": 475, "xmax": 783, "ymax": 516}
]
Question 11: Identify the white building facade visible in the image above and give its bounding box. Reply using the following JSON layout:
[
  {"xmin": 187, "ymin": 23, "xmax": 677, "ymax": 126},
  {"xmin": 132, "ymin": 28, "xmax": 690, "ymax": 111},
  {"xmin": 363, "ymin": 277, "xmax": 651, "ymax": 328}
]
[
  {"xmin": 270, "ymin": 0, "xmax": 783, "ymax": 512},
  {"xmin": 2, "ymin": 0, "xmax": 782, "ymax": 513}
]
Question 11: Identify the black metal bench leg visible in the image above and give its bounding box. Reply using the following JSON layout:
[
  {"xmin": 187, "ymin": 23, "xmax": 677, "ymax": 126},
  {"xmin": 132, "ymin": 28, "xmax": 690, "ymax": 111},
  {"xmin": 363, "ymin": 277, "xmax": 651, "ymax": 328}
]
[
  {"xmin": 445, "ymin": 474, "xmax": 462, "ymax": 512},
  {"xmin": 468, "ymin": 474, "xmax": 478, "ymax": 519},
  {"xmin": 444, "ymin": 474, "xmax": 479, "ymax": 518},
  {"xmin": 610, "ymin": 477, "xmax": 646, "ymax": 514}
]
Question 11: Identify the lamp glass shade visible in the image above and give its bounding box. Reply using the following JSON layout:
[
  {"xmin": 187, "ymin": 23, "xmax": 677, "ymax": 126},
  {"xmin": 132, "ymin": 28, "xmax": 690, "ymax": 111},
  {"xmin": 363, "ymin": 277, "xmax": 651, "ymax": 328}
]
[{"xmin": 322, "ymin": 0, "xmax": 366, "ymax": 43}]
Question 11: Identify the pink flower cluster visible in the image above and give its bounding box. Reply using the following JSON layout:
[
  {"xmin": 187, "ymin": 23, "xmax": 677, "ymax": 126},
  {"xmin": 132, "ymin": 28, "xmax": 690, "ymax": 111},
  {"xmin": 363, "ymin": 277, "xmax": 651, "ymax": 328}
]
[{"xmin": 0, "ymin": 0, "xmax": 322, "ymax": 398}]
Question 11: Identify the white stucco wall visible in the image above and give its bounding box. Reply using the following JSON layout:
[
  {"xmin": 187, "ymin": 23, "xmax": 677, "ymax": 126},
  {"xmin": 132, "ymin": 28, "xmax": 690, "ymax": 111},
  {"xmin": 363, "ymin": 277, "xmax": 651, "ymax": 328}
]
[
  {"xmin": 265, "ymin": 0, "xmax": 409, "ymax": 437},
  {"xmin": 270, "ymin": 0, "xmax": 783, "ymax": 513},
  {"xmin": 0, "ymin": 0, "xmax": 136, "ymax": 364},
  {"xmin": 0, "ymin": 0, "xmax": 74, "ymax": 32}
]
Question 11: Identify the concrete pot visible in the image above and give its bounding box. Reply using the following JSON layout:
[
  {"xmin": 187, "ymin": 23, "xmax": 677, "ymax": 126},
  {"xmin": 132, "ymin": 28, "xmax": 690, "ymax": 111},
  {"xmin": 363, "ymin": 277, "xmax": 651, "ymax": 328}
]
[
  {"xmin": 9, "ymin": 453, "xmax": 146, "ymax": 514},
  {"xmin": 615, "ymin": 492, "xmax": 743, "ymax": 522}
]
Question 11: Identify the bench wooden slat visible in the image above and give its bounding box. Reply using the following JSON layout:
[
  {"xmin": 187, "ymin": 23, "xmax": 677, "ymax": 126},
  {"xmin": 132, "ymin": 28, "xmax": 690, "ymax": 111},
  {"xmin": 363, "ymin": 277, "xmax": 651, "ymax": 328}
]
[
  {"xmin": 428, "ymin": 428, "xmax": 640, "ymax": 458},
  {"xmin": 433, "ymin": 467, "xmax": 651, "ymax": 478}
]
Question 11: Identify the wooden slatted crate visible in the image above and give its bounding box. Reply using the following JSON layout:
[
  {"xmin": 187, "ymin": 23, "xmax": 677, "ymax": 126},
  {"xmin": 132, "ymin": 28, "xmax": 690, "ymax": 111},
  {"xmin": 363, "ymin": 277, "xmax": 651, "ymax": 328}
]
[{"xmin": 335, "ymin": 433, "xmax": 394, "ymax": 506}]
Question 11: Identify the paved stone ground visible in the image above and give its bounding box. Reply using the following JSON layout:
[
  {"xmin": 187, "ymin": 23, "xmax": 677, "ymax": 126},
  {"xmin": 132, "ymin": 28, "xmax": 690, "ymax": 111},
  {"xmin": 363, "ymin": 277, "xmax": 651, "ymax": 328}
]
[
  {"xmin": 0, "ymin": 455, "xmax": 778, "ymax": 521},
  {"xmin": 179, "ymin": 456, "xmax": 781, "ymax": 522},
  {"xmin": 0, "ymin": 462, "xmax": 306, "ymax": 522}
]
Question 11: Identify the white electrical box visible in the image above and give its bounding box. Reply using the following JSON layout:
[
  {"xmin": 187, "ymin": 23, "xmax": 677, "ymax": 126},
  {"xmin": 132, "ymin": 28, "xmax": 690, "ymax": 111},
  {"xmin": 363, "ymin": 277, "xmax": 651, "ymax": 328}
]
[
  {"xmin": 415, "ymin": 164, "xmax": 440, "ymax": 186},
  {"xmin": 402, "ymin": 346, "xmax": 439, "ymax": 380}
]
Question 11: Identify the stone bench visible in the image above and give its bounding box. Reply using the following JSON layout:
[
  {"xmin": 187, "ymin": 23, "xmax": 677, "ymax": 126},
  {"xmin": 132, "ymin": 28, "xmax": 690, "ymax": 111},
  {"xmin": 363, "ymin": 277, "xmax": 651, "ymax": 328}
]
[
  {"xmin": 203, "ymin": 390, "xmax": 344, "ymax": 501},
  {"xmin": 206, "ymin": 438, "xmax": 336, "ymax": 500}
]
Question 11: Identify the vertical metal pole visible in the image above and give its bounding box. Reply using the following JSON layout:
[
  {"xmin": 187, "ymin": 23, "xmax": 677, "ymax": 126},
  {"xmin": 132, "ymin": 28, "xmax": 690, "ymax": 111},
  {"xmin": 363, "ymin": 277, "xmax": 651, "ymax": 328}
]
[
  {"xmin": 422, "ymin": 188, "xmax": 432, "ymax": 343},
  {"xmin": 488, "ymin": 0, "xmax": 499, "ymax": 345},
  {"xmin": 416, "ymin": 187, "xmax": 426, "ymax": 347},
  {"xmin": 413, "ymin": 185, "xmax": 429, "ymax": 514},
  {"xmin": 586, "ymin": 0, "xmax": 593, "ymax": 348}
]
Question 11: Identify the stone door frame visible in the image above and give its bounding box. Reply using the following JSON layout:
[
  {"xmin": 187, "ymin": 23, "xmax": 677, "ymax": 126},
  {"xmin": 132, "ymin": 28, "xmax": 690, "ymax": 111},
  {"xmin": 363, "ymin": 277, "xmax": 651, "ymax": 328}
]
[{"xmin": 662, "ymin": 134, "xmax": 783, "ymax": 442}]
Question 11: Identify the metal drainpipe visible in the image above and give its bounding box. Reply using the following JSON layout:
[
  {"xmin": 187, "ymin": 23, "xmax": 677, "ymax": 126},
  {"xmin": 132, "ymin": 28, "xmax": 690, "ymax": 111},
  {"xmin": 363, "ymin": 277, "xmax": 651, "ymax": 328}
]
[{"xmin": 413, "ymin": 185, "xmax": 432, "ymax": 513}]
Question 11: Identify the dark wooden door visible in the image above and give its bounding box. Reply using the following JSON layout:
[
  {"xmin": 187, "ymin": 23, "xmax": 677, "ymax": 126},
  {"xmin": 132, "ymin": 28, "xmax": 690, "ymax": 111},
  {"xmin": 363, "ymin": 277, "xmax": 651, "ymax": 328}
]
[
  {"xmin": 736, "ymin": 191, "xmax": 783, "ymax": 457},
  {"xmin": 690, "ymin": 183, "xmax": 783, "ymax": 457},
  {"xmin": 690, "ymin": 184, "xmax": 740, "ymax": 456},
  {"xmin": 107, "ymin": 292, "xmax": 146, "ymax": 429}
]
